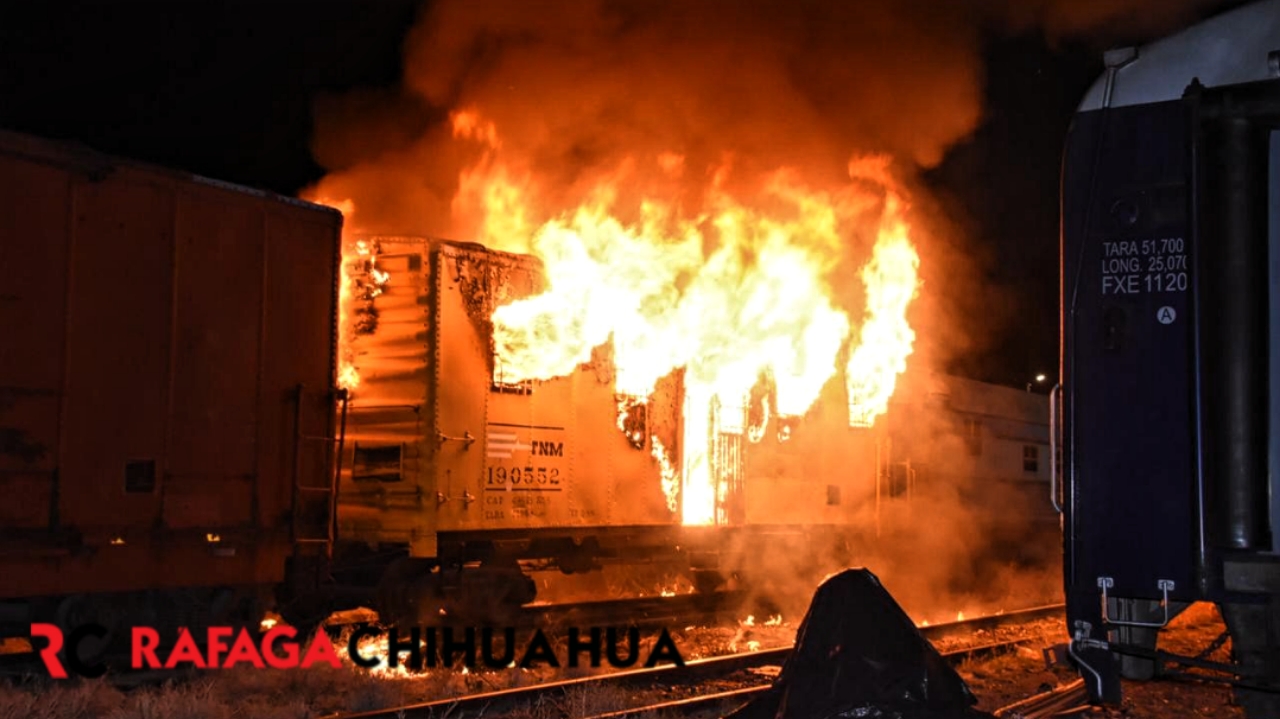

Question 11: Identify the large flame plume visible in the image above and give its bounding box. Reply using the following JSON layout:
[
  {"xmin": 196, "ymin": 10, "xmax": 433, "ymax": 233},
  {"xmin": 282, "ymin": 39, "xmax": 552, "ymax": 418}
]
[
  {"xmin": 448, "ymin": 110, "xmax": 920, "ymax": 525},
  {"xmin": 311, "ymin": 0, "xmax": 1222, "ymax": 402},
  {"xmin": 307, "ymin": 0, "xmax": 991, "ymax": 527}
]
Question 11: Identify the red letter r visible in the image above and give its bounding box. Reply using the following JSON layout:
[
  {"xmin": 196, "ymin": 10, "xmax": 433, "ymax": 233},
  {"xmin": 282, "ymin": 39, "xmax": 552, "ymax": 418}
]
[{"xmin": 31, "ymin": 624, "xmax": 67, "ymax": 678}]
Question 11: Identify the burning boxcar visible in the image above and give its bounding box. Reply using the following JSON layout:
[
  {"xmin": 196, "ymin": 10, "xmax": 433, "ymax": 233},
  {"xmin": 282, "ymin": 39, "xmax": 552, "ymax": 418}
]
[
  {"xmin": 331, "ymin": 236, "xmax": 889, "ymax": 620},
  {"xmin": 330, "ymin": 235, "xmax": 1054, "ymax": 622}
]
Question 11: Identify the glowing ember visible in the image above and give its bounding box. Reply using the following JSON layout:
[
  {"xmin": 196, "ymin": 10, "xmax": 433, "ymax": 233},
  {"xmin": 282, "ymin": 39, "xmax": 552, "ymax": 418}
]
[
  {"xmin": 655, "ymin": 579, "xmax": 694, "ymax": 598},
  {"xmin": 312, "ymin": 197, "xmax": 368, "ymax": 391},
  {"xmin": 956, "ymin": 611, "xmax": 965, "ymax": 622},
  {"xmin": 741, "ymin": 615, "xmax": 756, "ymax": 627},
  {"xmin": 764, "ymin": 615, "xmax": 783, "ymax": 626}
]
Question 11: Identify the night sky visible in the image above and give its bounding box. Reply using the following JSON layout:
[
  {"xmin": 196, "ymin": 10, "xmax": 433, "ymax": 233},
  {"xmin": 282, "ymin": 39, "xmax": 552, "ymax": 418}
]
[
  {"xmin": 923, "ymin": 34, "xmax": 1102, "ymax": 386},
  {"xmin": 0, "ymin": 1, "xmax": 1243, "ymax": 388}
]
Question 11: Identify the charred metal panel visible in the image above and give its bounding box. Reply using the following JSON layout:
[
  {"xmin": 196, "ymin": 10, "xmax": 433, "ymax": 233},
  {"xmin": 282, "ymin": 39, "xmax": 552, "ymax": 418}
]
[
  {"xmin": 433, "ymin": 243, "xmax": 492, "ymax": 532},
  {"xmin": 604, "ymin": 372, "xmax": 683, "ymax": 526},
  {"xmin": 566, "ymin": 351, "xmax": 623, "ymax": 528},
  {"xmin": 743, "ymin": 378, "xmax": 877, "ymax": 526},
  {"xmin": 336, "ymin": 238, "xmax": 435, "ymax": 554},
  {"xmin": 564, "ymin": 350, "xmax": 677, "ymax": 529},
  {"xmin": 644, "ymin": 372, "xmax": 684, "ymax": 519},
  {"xmin": 567, "ymin": 353, "xmax": 617, "ymax": 528}
]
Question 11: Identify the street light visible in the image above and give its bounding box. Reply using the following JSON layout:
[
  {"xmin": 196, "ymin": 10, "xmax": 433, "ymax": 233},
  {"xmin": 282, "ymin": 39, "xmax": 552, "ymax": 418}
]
[{"xmin": 1028, "ymin": 373, "xmax": 1047, "ymax": 392}]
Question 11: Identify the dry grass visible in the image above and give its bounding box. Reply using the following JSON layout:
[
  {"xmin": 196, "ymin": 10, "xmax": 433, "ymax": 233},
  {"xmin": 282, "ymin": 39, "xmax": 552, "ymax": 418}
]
[
  {"xmin": 0, "ymin": 679, "xmax": 123, "ymax": 719},
  {"xmin": 0, "ymin": 666, "xmax": 384, "ymax": 719},
  {"xmin": 0, "ymin": 664, "xmax": 677, "ymax": 719},
  {"xmin": 0, "ymin": 660, "xmax": 622, "ymax": 719},
  {"xmin": 475, "ymin": 682, "xmax": 639, "ymax": 719}
]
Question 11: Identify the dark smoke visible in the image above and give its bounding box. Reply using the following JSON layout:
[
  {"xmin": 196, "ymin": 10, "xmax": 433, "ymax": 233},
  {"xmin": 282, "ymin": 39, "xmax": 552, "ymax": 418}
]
[
  {"xmin": 307, "ymin": 0, "xmax": 1226, "ymax": 367},
  {"xmin": 310, "ymin": 0, "xmax": 986, "ymax": 237},
  {"xmin": 310, "ymin": 0, "xmax": 1231, "ymax": 232}
]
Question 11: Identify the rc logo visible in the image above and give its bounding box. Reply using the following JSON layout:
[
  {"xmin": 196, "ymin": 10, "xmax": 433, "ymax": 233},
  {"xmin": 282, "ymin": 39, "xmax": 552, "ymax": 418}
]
[{"xmin": 30, "ymin": 623, "xmax": 107, "ymax": 679}]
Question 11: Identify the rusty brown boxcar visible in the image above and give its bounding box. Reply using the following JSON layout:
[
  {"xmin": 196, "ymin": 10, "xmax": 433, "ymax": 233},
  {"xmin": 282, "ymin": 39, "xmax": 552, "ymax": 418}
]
[{"xmin": 0, "ymin": 130, "xmax": 340, "ymax": 635}]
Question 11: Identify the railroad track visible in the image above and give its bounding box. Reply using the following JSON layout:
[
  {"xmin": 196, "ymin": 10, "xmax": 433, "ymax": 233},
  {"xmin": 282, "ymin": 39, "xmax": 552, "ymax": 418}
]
[
  {"xmin": 322, "ymin": 604, "xmax": 1065, "ymax": 719},
  {"xmin": 321, "ymin": 590, "xmax": 749, "ymax": 631},
  {"xmin": 514, "ymin": 590, "xmax": 748, "ymax": 630}
]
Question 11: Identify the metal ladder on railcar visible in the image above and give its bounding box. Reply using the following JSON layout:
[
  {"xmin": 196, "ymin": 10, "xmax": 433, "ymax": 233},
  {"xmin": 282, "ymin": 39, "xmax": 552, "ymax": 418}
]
[{"xmin": 289, "ymin": 384, "xmax": 349, "ymax": 559}]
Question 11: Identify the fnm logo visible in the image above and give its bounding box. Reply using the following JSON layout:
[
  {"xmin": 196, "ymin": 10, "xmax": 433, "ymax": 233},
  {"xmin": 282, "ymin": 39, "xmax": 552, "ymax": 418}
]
[{"xmin": 532, "ymin": 441, "xmax": 563, "ymax": 457}]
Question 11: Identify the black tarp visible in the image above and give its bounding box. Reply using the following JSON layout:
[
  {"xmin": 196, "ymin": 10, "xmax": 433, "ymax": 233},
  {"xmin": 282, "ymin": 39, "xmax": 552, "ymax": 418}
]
[{"xmin": 726, "ymin": 568, "xmax": 993, "ymax": 719}]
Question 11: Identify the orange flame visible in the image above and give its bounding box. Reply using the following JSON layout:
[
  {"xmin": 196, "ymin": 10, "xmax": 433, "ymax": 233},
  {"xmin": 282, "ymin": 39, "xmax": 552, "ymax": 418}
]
[
  {"xmin": 322, "ymin": 107, "xmax": 921, "ymax": 527},
  {"xmin": 466, "ymin": 110, "xmax": 920, "ymax": 526},
  {"xmin": 846, "ymin": 191, "xmax": 919, "ymax": 427},
  {"xmin": 650, "ymin": 436, "xmax": 680, "ymax": 514},
  {"xmin": 311, "ymin": 197, "xmax": 364, "ymax": 391}
]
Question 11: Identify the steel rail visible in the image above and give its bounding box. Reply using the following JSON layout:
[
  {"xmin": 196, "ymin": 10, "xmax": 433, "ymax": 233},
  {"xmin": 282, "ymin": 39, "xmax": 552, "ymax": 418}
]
[
  {"xmin": 319, "ymin": 590, "xmax": 750, "ymax": 632},
  {"xmin": 322, "ymin": 603, "xmax": 1064, "ymax": 719},
  {"xmin": 577, "ymin": 638, "xmax": 1047, "ymax": 719},
  {"xmin": 993, "ymin": 679, "xmax": 1088, "ymax": 719}
]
